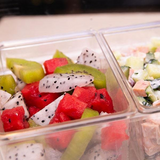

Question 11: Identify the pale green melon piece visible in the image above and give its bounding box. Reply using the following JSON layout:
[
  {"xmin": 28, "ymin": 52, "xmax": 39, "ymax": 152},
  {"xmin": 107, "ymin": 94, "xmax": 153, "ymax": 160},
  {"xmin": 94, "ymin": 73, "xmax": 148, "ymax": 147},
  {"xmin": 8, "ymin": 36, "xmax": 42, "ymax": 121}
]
[
  {"xmin": 61, "ymin": 108, "xmax": 99, "ymax": 160},
  {"xmin": 53, "ymin": 50, "xmax": 73, "ymax": 64},
  {"xmin": 6, "ymin": 58, "xmax": 45, "ymax": 84},
  {"xmin": 0, "ymin": 74, "xmax": 16, "ymax": 95},
  {"xmin": 54, "ymin": 64, "xmax": 106, "ymax": 89}
]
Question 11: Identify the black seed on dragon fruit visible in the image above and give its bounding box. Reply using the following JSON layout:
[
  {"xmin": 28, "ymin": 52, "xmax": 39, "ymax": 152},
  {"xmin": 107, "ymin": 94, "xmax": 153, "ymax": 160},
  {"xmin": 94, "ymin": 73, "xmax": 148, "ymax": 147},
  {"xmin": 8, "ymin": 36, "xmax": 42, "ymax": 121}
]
[
  {"xmin": 45, "ymin": 146, "xmax": 62, "ymax": 160},
  {"xmin": 1, "ymin": 91, "xmax": 29, "ymax": 118},
  {"xmin": 39, "ymin": 73, "xmax": 94, "ymax": 93},
  {"xmin": 81, "ymin": 144, "xmax": 117, "ymax": 160},
  {"xmin": 30, "ymin": 95, "xmax": 64, "ymax": 126},
  {"xmin": 76, "ymin": 48, "xmax": 101, "ymax": 69},
  {"xmin": 15, "ymin": 78, "xmax": 26, "ymax": 92},
  {"xmin": 6, "ymin": 142, "xmax": 46, "ymax": 160}
]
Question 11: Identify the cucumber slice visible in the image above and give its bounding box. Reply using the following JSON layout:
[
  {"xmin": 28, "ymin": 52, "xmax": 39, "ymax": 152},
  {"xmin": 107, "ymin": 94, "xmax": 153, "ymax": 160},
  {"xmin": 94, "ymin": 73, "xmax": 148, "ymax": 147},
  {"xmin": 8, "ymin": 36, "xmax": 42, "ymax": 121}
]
[
  {"xmin": 146, "ymin": 64, "xmax": 160, "ymax": 79},
  {"xmin": 148, "ymin": 78, "xmax": 160, "ymax": 90},
  {"xmin": 145, "ymin": 52, "xmax": 155, "ymax": 62},
  {"xmin": 121, "ymin": 66, "xmax": 130, "ymax": 79},
  {"xmin": 137, "ymin": 96, "xmax": 152, "ymax": 106},
  {"xmin": 125, "ymin": 56, "xmax": 144, "ymax": 70},
  {"xmin": 61, "ymin": 108, "xmax": 99, "ymax": 160},
  {"xmin": 145, "ymin": 86, "xmax": 157, "ymax": 102},
  {"xmin": 144, "ymin": 59, "xmax": 160, "ymax": 69},
  {"xmin": 54, "ymin": 64, "xmax": 106, "ymax": 89},
  {"xmin": 132, "ymin": 69, "xmax": 150, "ymax": 82}
]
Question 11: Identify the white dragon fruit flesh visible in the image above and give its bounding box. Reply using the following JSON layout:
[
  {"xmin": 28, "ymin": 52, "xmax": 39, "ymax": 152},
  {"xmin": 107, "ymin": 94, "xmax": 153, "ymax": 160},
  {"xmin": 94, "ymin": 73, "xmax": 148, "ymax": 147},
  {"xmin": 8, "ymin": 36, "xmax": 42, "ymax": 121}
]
[
  {"xmin": 76, "ymin": 48, "xmax": 101, "ymax": 69},
  {"xmin": 39, "ymin": 73, "xmax": 94, "ymax": 93},
  {"xmin": 0, "ymin": 90, "xmax": 11, "ymax": 108},
  {"xmin": 30, "ymin": 95, "xmax": 64, "ymax": 126},
  {"xmin": 1, "ymin": 91, "xmax": 29, "ymax": 118},
  {"xmin": 15, "ymin": 78, "xmax": 26, "ymax": 92},
  {"xmin": 81, "ymin": 144, "xmax": 117, "ymax": 160},
  {"xmin": 6, "ymin": 142, "xmax": 46, "ymax": 160},
  {"xmin": 45, "ymin": 146, "xmax": 62, "ymax": 160}
]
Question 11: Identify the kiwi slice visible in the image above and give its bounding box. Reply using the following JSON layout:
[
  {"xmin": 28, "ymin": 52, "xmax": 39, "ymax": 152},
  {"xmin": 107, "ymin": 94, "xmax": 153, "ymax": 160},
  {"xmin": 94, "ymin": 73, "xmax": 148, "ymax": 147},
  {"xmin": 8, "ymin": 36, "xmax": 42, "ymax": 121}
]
[
  {"xmin": 6, "ymin": 58, "xmax": 45, "ymax": 84},
  {"xmin": 53, "ymin": 50, "xmax": 73, "ymax": 64},
  {"xmin": 54, "ymin": 64, "xmax": 106, "ymax": 89},
  {"xmin": 0, "ymin": 74, "xmax": 16, "ymax": 95},
  {"xmin": 61, "ymin": 108, "xmax": 99, "ymax": 160}
]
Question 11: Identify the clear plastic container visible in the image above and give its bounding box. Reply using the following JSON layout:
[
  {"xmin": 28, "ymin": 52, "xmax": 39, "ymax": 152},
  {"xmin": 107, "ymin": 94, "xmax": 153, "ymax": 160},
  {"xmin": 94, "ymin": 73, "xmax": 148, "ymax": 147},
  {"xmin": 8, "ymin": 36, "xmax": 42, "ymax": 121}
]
[
  {"xmin": 99, "ymin": 21, "xmax": 160, "ymax": 114},
  {"xmin": 0, "ymin": 31, "xmax": 136, "ymax": 160}
]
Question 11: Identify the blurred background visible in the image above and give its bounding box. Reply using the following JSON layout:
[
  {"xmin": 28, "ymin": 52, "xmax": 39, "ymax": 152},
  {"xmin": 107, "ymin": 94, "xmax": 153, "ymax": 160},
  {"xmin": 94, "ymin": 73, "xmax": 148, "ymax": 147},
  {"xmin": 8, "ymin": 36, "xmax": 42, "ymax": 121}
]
[
  {"xmin": 1, "ymin": 0, "xmax": 160, "ymax": 17},
  {"xmin": 0, "ymin": 0, "xmax": 160, "ymax": 42}
]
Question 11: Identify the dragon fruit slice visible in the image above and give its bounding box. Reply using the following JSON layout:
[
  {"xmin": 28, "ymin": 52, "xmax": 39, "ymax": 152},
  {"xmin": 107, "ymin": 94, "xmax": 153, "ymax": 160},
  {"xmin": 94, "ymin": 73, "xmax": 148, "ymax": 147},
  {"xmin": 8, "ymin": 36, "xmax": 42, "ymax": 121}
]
[
  {"xmin": 1, "ymin": 91, "xmax": 29, "ymax": 118},
  {"xmin": 6, "ymin": 142, "xmax": 46, "ymax": 160},
  {"xmin": 81, "ymin": 144, "xmax": 117, "ymax": 160},
  {"xmin": 76, "ymin": 48, "xmax": 101, "ymax": 69},
  {"xmin": 45, "ymin": 146, "xmax": 62, "ymax": 160},
  {"xmin": 39, "ymin": 73, "xmax": 94, "ymax": 93},
  {"xmin": 15, "ymin": 78, "xmax": 26, "ymax": 92},
  {"xmin": 31, "ymin": 95, "xmax": 64, "ymax": 126},
  {"xmin": 0, "ymin": 90, "xmax": 11, "ymax": 108}
]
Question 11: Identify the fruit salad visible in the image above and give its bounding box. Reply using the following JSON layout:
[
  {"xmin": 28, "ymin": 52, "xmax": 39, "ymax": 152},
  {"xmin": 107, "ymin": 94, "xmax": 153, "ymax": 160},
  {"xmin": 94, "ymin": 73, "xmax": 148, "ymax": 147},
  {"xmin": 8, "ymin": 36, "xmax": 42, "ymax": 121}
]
[
  {"xmin": 0, "ymin": 48, "xmax": 129, "ymax": 160},
  {"xmin": 113, "ymin": 37, "xmax": 160, "ymax": 108}
]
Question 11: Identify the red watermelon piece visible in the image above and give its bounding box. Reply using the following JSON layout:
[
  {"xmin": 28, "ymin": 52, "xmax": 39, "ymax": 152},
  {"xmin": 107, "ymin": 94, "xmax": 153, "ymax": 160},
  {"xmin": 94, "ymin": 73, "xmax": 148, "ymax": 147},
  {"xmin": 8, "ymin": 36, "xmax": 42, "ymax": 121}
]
[
  {"xmin": 1, "ymin": 106, "xmax": 30, "ymax": 132},
  {"xmin": 46, "ymin": 130, "xmax": 75, "ymax": 151},
  {"xmin": 21, "ymin": 81, "xmax": 61, "ymax": 109},
  {"xmin": 101, "ymin": 121, "xmax": 129, "ymax": 150},
  {"xmin": 91, "ymin": 88, "xmax": 115, "ymax": 114},
  {"xmin": 56, "ymin": 93, "xmax": 88, "ymax": 119},
  {"xmin": 72, "ymin": 86, "xmax": 96, "ymax": 107},
  {"xmin": 50, "ymin": 112, "xmax": 71, "ymax": 124},
  {"xmin": 44, "ymin": 58, "xmax": 68, "ymax": 75},
  {"xmin": 28, "ymin": 106, "xmax": 40, "ymax": 118}
]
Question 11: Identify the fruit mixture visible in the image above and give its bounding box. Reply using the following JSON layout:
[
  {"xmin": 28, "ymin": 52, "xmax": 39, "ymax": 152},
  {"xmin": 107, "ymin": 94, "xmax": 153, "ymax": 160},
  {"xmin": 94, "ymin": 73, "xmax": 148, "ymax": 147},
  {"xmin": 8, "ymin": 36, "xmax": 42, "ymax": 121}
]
[
  {"xmin": 0, "ymin": 48, "xmax": 129, "ymax": 160},
  {"xmin": 113, "ymin": 37, "xmax": 160, "ymax": 108}
]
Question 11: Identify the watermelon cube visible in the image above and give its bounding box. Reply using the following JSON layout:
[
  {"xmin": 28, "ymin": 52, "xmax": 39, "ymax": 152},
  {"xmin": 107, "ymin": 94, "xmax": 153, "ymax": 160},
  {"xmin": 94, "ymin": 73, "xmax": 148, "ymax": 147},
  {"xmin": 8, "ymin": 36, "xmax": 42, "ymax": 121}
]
[
  {"xmin": 46, "ymin": 130, "xmax": 75, "ymax": 151},
  {"xmin": 56, "ymin": 93, "xmax": 88, "ymax": 119},
  {"xmin": 101, "ymin": 121, "xmax": 129, "ymax": 150},
  {"xmin": 91, "ymin": 88, "xmax": 115, "ymax": 113},
  {"xmin": 21, "ymin": 81, "xmax": 61, "ymax": 109},
  {"xmin": 72, "ymin": 86, "xmax": 96, "ymax": 107},
  {"xmin": 1, "ymin": 106, "xmax": 30, "ymax": 132},
  {"xmin": 44, "ymin": 58, "xmax": 68, "ymax": 75}
]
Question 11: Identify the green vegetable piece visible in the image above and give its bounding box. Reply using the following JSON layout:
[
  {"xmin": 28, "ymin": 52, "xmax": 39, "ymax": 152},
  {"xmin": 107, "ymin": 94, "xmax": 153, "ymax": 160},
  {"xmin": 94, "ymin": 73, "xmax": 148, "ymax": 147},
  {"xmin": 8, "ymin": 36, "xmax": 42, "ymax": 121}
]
[
  {"xmin": 0, "ymin": 74, "xmax": 16, "ymax": 95},
  {"xmin": 121, "ymin": 66, "xmax": 130, "ymax": 79},
  {"xmin": 54, "ymin": 64, "xmax": 106, "ymax": 89},
  {"xmin": 125, "ymin": 56, "xmax": 144, "ymax": 70},
  {"xmin": 137, "ymin": 96, "xmax": 152, "ymax": 106},
  {"xmin": 53, "ymin": 50, "xmax": 73, "ymax": 64},
  {"xmin": 61, "ymin": 108, "xmax": 99, "ymax": 160},
  {"xmin": 145, "ymin": 52, "xmax": 155, "ymax": 62},
  {"xmin": 6, "ymin": 58, "xmax": 45, "ymax": 84},
  {"xmin": 132, "ymin": 69, "xmax": 150, "ymax": 82},
  {"xmin": 145, "ymin": 86, "xmax": 157, "ymax": 102},
  {"xmin": 146, "ymin": 64, "xmax": 160, "ymax": 79}
]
